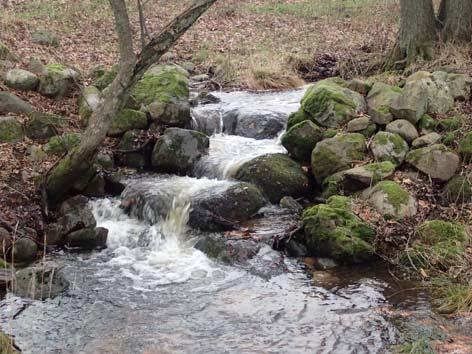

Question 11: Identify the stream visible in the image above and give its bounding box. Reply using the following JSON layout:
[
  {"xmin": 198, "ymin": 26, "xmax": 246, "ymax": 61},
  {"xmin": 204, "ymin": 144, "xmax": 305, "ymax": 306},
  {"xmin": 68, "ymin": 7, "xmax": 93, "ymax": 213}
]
[{"xmin": 0, "ymin": 88, "xmax": 431, "ymax": 354}]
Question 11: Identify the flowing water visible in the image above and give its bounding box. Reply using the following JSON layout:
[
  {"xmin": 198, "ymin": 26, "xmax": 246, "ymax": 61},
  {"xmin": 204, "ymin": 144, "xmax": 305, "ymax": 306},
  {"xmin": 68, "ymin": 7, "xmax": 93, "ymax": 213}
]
[{"xmin": 0, "ymin": 88, "xmax": 429, "ymax": 353}]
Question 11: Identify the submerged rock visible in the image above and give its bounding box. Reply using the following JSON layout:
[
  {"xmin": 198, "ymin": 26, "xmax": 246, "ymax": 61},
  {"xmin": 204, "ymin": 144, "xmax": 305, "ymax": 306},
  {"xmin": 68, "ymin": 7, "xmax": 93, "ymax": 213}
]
[
  {"xmin": 235, "ymin": 153, "xmax": 309, "ymax": 203},
  {"xmin": 311, "ymin": 133, "xmax": 366, "ymax": 183},
  {"xmin": 281, "ymin": 120, "xmax": 323, "ymax": 162},
  {"xmin": 406, "ymin": 144, "xmax": 460, "ymax": 181},
  {"xmin": 303, "ymin": 196, "xmax": 375, "ymax": 263},
  {"xmin": 222, "ymin": 108, "xmax": 287, "ymax": 139}
]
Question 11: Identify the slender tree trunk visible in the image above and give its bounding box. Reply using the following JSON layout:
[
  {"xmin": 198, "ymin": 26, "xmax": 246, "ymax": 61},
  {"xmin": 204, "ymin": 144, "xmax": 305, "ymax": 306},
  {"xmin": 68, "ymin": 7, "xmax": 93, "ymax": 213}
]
[
  {"xmin": 439, "ymin": 0, "xmax": 472, "ymax": 42},
  {"xmin": 44, "ymin": 0, "xmax": 217, "ymax": 207},
  {"xmin": 385, "ymin": 0, "xmax": 437, "ymax": 70}
]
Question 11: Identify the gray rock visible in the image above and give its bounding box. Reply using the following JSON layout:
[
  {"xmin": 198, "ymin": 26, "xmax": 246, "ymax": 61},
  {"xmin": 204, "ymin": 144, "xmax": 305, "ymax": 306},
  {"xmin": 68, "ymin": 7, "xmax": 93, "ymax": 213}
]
[
  {"xmin": 43, "ymin": 223, "xmax": 64, "ymax": 245},
  {"xmin": 27, "ymin": 58, "xmax": 46, "ymax": 75},
  {"xmin": 366, "ymin": 82, "xmax": 402, "ymax": 124},
  {"xmin": 311, "ymin": 133, "xmax": 367, "ymax": 183},
  {"xmin": 223, "ymin": 108, "xmax": 287, "ymax": 139},
  {"xmin": 57, "ymin": 195, "xmax": 97, "ymax": 235},
  {"xmin": 446, "ymin": 73, "xmax": 472, "ymax": 100},
  {"xmin": 371, "ymin": 131, "xmax": 409, "ymax": 165},
  {"xmin": 78, "ymin": 86, "xmax": 101, "ymax": 127},
  {"xmin": 281, "ymin": 120, "xmax": 323, "ymax": 162},
  {"xmin": 10, "ymin": 238, "xmax": 37, "ymax": 262},
  {"xmin": 0, "ymin": 92, "xmax": 33, "ymax": 114},
  {"xmin": 151, "ymin": 128, "xmax": 209, "ymax": 174},
  {"xmin": 279, "ymin": 196, "xmax": 303, "ymax": 214},
  {"xmin": 31, "ymin": 30, "xmax": 60, "ymax": 47},
  {"xmin": 190, "ymin": 109, "xmax": 222, "ymax": 135},
  {"xmin": 189, "ymin": 91, "xmax": 220, "ymax": 106},
  {"xmin": 12, "ymin": 261, "xmax": 69, "ymax": 300},
  {"xmin": 5, "ymin": 69, "xmax": 39, "ymax": 91},
  {"xmin": 412, "ymin": 132, "xmax": 442, "ymax": 148},
  {"xmin": 389, "ymin": 79, "xmax": 429, "ymax": 124},
  {"xmin": 406, "ymin": 144, "xmax": 460, "ymax": 181},
  {"xmin": 386, "ymin": 119, "xmax": 419, "ymax": 143},
  {"xmin": 347, "ymin": 116, "xmax": 370, "ymax": 132},
  {"xmin": 65, "ymin": 227, "xmax": 108, "ymax": 250},
  {"xmin": 25, "ymin": 111, "xmax": 68, "ymax": 140},
  {"xmin": 0, "ymin": 116, "xmax": 23, "ymax": 143},
  {"xmin": 235, "ymin": 153, "xmax": 309, "ymax": 203},
  {"xmin": 38, "ymin": 64, "xmax": 80, "ymax": 98}
]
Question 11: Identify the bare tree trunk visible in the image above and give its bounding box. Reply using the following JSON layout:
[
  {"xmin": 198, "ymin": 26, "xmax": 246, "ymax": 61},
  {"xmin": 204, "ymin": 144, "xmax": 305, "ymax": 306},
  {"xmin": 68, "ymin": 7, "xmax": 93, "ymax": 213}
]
[
  {"xmin": 438, "ymin": 0, "xmax": 472, "ymax": 42},
  {"xmin": 44, "ymin": 0, "xmax": 217, "ymax": 207},
  {"xmin": 137, "ymin": 0, "xmax": 151, "ymax": 49},
  {"xmin": 384, "ymin": 0, "xmax": 437, "ymax": 70}
]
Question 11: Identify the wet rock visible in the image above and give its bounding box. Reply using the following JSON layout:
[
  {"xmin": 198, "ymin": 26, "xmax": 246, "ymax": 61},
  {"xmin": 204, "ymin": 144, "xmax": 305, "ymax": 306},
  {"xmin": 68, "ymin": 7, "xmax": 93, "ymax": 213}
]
[
  {"xmin": 300, "ymin": 79, "xmax": 366, "ymax": 128},
  {"xmin": 83, "ymin": 173, "xmax": 107, "ymax": 198},
  {"xmin": 191, "ymin": 109, "xmax": 221, "ymax": 135},
  {"xmin": 235, "ymin": 153, "xmax": 309, "ymax": 203},
  {"xmin": 347, "ymin": 116, "xmax": 370, "ymax": 132},
  {"xmin": 366, "ymin": 82, "xmax": 402, "ymax": 124},
  {"xmin": 117, "ymin": 130, "xmax": 151, "ymax": 170},
  {"xmin": 10, "ymin": 238, "xmax": 38, "ymax": 263},
  {"xmin": 315, "ymin": 258, "xmax": 338, "ymax": 270},
  {"xmin": 25, "ymin": 111, "xmax": 68, "ymax": 140},
  {"xmin": 0, "ymin": 116, "xmax": 23, "ymax": 143},
  {"xmin": 78, "ymin": 86, "xmax": 101, "ymax": 127},
  {"xmin": 194, "ymin": 234, "xmax": 260, "ymax": 263},
  {"xmin": 285, "ymin": 239, "xmax": 307, "ymax": 257},
  {"xmin": 406, "ymin": 144, "xmax": 460, "ymax": 181},
  {"xmin": 362, "ymin": 181, "xmax": 417, "ymax": 220},
  {"xmin": 412, "ymin": 132, "xmax": 441, "ymax": 148},
  {"xmin": 222, "ymin": 108, "xmax": 287, "ymax": 139},
  {"xmin": 104, "ymin": 173, "xmax": 126, "ymax": 196},
  {"xmin": 281, "ymin": 120, "xmax": 323, "ymax": 162},
  {"xmin": 38, "ymin": 63, "xmax": 80, "ymax": 98},
  {"xmin": 386, "ymin": 119, "xmax": 418, "ymax": 143},
  {"xmin": 303, "ymin": 196, "xmax": 375, "ymax": 263},
  {"xmin": 189, "ymin": 91, "xmax": 220, "ymax": 106},
  {"xmin": 151, "ymin": 128, "xmax": 209, "ymax": 174},
  {"xmin": 311, "ymin": 133, "xmax": 366, "ymax": 183},
  {"xmin": 443, "ymin": 176, "xmax": 472, "ymax": 203},
  {"xmin": 58, "ymin": 195, "xmax": 97, "ymax": 234},
  {"xmin": 12, "ymin": 261, "xmax": 69, "ymax": 300},
  {"xmin": 65, "ymin": 227, "xmax": 108, "ymax": 250},
  {"xmin": 0, "ymin": 92, "xmax": 33, "ymax": 114},
  {"xmin": 279, "ymin": 196, "xmax": 303, "ymax": 214},
  {"xmin": 107, "ymin": 109, "xmax": 148, "ymax": 137},
  {"xmin": 371, "ymin": 131, "xmax": 409, "ymax": 165},
  {"xmin": 31, "ymin": 30, "xmax": 60, "ymax": 47},
  {"xmin": 4, "ymin": 68, "xmax": 39, "ymax": 91},
  {"xmin": 322, "ymin": 161, "xmax": 396, "ymax": 198},
  {"xmin": 131, "ymin": 65, "xmax": 190, "ymax": 127},
  {"xmin": 389, "ymin": 79, "xmax": 428, "ymax": 124}
]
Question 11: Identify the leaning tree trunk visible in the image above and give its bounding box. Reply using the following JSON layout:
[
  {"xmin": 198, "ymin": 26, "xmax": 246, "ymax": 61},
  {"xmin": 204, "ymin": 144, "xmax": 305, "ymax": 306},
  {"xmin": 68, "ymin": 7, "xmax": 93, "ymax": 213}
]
[
  {"xmin": 384, "ymin": 0, "xmax": 437, "ymax": 70},
  {"xmin": 438, "ymin": 0, "xmax": 472, "ymax": 42},
  {"xmin": 43, "ymin": 0, "xmax": 217, "ymax": 207}
]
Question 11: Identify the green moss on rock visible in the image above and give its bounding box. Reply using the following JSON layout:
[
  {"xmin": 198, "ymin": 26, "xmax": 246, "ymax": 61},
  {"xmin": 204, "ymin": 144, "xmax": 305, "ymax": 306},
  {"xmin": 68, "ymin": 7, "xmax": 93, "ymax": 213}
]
[
  {"xmin": 374, "ymin": 181, "xmax": 410, "ymax": 212},
  {"xmin": 0, "ymin": 117, "xmax": 23, "ymax": 143},
  {"xmin": 43, "ymin": 133, "xmax": 81, "ymax": 155},
  {"xmin": 418, "ymin": 114, "xmax": 439, "ymax": 134},
  {"xmin": 458, "ymin": 132, "xmax": 472, "ymax": 158},
  {"xmin": 92, "ymin": 64, "xmax": 119, "ymax": 90},
  {"xmin": 281, "ymin": 120, "xmax": 323, "ymax": 162},
  {"xmin": 108, "ymin": 109, "xmax": 148, "ymax": 137},
  {"xmin": 286, "ymin": 110, "xmax": 309, "ymax": 130},
  {"xmin": 439, "ymin": 115, "xmax": 463, "ymax": 131}
]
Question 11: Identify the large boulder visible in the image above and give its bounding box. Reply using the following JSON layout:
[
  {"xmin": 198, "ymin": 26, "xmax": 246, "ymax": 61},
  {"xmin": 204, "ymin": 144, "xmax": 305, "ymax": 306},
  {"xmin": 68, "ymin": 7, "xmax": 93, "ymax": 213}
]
[
  {"xmin": 78, "ymin": 86, "xmax": 101, "ymax": 127},
  {"xmin": 406, "ymin": 144, "xmax": 460, "ymax": 181},
  {"xmin": 371, "ymin": 131, "xmax": 409, "ymax": 165},
  {"xmin": 281, "ymin": 120, "xmax": 323, "ymax": 162},
  {"xmin": 4, "ymin": 69, "xmax": 39, "ymax": 91},
  {"xmin": 366, "ymin": 82, "xmax": 402, "ymax": 124},
  {"xmin": 311, "ymin": 133, "xmax": 366, "ymax": 183},
  {"xmin": 38, "ymin": 63, "xmax": 80, "ymax": 98},
  {"xmin": 107, "ymin": 109, "xmax": 148, "ymax": 137},
  {"xmin": 25, "ymin": 111, "xmax": 68, "ymax": 140},
  {"xmin": 362, "ymin": 181, "xmax": 417, "ymax": 220},
  {"xmin": 385, "ymin": 119, "xmax": 418, "ymax": 143},
  {"xmin": 322, "ymin": 161, "xmax": 396, "ymax": 198},
  {"xmin": 222, "ymin": 109, "xmax": 287, "ymax": 139},
  {"xmin": 458, "ymin": 132, "xmax": 472, "ymax": 159},
  {"xmin": 191, "ymin": 109, "xmax": 222, "ymax": 135},
  {"xmin": 131, "ymin": 64, "xmax": 190, "ymax": 127},
  {"xmin": 0, "ymin": 92, "xmax": 33, "ymax": 114},
  {"xmin": 303, "ymin": 196, "xmax": 375, "ymax": 263},
  {"xmin": 389, "ymin": 79, "xmax": 428, "ymax": 124},
  {"xmin": 12, "ymin": 261, "xmax": 69, "ymax": 300},
  {"xmin": 151, "ymin": 128, "xmax": 209, "ymax": 174},
  {"xmin": 0, "ymin": 116, "xmax": 23, "ymax": 143},
  {"xmin": 235, "ymin": 153, "xmax": 309, "ymax": 203},
  {"xmin": 299, "ymin": 79, "xmax": 366, "ymax": 128}
]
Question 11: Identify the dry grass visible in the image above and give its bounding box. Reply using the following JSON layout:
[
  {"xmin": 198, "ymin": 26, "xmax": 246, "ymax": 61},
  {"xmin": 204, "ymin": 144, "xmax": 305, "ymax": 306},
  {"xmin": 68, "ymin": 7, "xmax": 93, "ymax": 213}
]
[{"xmin": 435, "ymin": 281, "xmax": 472, "ymax": 314}]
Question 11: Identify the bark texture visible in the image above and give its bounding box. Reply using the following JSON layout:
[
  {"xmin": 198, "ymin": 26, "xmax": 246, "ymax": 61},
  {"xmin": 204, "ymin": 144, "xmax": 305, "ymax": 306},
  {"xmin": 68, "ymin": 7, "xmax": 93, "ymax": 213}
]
[
  {"xmin": 44, "ymin": 0, "xmax": 217, "ymax": 206},
  {"xmin": 439, "ymin": 0, "xmax": 472, "ymax": 42},
  {"xmin": 385, "ymin": 0, "xmax": 437, "ymax": 70}
]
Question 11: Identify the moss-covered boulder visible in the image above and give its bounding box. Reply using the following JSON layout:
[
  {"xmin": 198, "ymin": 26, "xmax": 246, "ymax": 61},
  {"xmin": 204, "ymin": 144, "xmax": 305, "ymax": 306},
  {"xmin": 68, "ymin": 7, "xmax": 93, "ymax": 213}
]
[
  {"xmin": 43, "ymin": 133, "xmax": 81, "ymax": 155},
  {"xmin": 25, "ymin": 111, "xmax": 68, "ymax": 139},
  {"xmin": 107, "ymin": 109, "xmax": 148, "ymax": 137},
  {"xmin": 299, "ymin": 79, "xmax": 366, "ymax": 128},
  {"xmin": 151, "ymin": 128, "xmax": 209, "ymax": 174},
  {"xmin": 38, "ymin": 63, "xmax": 80, "ymax": 98},
  {"xmin": 385, "ymin": 119, "xmax": 418, "ymax": 143},
  {"xmin": 458, "ymin": 132, "xmax": 472, "ymax": 159},
  {"xmin": 371, "ymin": 131, "xmax": 409, "ymax": 165},
  {"xmin": 303, "ymin": 196, "xmax": 375, "ymax": 263},
  {"xmin": 412, "ymin": 132, "xmax": 441, "ymax": 148},
  {"xmin": 235, "ymin": 153, "xmax": 309, "ymax": 203},
  {"xmin": 131, "ymin": 64, "xmax": 190, "ymax": 127},
  {"xmin": 78, "ymin": 86, "xmax": 101, "ymax": 127},
  {"xmin": 443, "ymin": 176, "xmax": 472, "ymax": 203},
  {"xmin": 404, "ymin": 220, "xmax": 469, "ymax": 271},
  {"xmin": 0, "ymin": 92, "xmax": 33, "ymax": 114},
  {"xmin": 311, "ymin": 133, "xmax": 366, "ymax": 183},
  {"xmin": 4, "ymin": 68, "xmax": 39, "ymax": 91},
  {"xmin": 347, "ymin": 78, "xmax": 372, "ymax": 95},
  {"xmin": 389, "ymin": 79, "xmax": 428, "ymax": 124},
  {"xmin": 322, "ymin": 161, "xmax": 396, "ymax": 198},
  {"xmin": 418, "ymin": 114, "xmax": 439, "ymax": 134},
  {"xmin": 281, "ymin": 120, "xmax": 323, "ymax": 162},
  {"xmin": 92, "ymin": 64, "xmax": 119, "ymax": 90},
  {"xmin": 362, "ymin": 181, "xmax": 417, "ymax": 219},
  {"xmin": 366, "ymin": 82, "xmax": 402, "ymax": 124},
  {"xmin": 347, "ymin": 116, "xmax": 370, "ymax": 132},
  {"xmin": 0, "ymin": 116, "xmax": 23, "ymax": 143},
  {"xmin": 406, "ymin": 144, "xmax": 460, "ymax": 181},
  {"xmin": 286, "ymin": 110, "xmax": 310, "ymax": 130}
]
